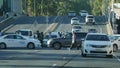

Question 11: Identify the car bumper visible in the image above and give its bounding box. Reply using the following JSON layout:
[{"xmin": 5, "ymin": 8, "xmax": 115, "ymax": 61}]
[
  {"xmin": 83, "ymin": 47, "xmax": 113, "ymax": 55},
  {"xmin": 35, "ymin": 43, "xmax": 42, "ymax": 48}
]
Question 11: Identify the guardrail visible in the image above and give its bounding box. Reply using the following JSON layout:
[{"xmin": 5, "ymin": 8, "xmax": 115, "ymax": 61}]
[{"xmin": 0, "ymin": 17, "xmax": 13, "ymax": 32}]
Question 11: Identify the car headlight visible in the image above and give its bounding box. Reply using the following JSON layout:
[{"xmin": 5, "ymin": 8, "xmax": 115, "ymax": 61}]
[{"xmin": 47, "ymin": 39, "xmax": 53, "ymax": 45}]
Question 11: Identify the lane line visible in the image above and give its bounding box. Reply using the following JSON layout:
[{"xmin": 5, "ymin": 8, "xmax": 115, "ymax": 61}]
[{"xmin": 113, "ymin": 54, "xmax": 120, "ymax": 62}]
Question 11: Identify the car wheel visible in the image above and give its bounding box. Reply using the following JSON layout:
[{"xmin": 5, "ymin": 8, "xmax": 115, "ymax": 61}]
[
  {"xmin": 0, "ymin": 43, "xmax": 6, "ymax": 49},
  {"xmin": 81, "ymin": 51, "xmax": 87, "ymax": 57},
  {"xmin": 27, "ymin": 43, "xmax": 35, "ymax": 49},
  {"xmin": 92, "ymin": 22, "xmax": 95, "ymax": 25},
  {"xmin": 113, "ymin": 44, "xmax": 118, "ymax": 52},
  {"xmin": 53, "ymin": 43, "xmax": 61, "ymax": 50},
  {"xmin": 106, "ymin": 55, "xmax": 113, "ymax": 58}
]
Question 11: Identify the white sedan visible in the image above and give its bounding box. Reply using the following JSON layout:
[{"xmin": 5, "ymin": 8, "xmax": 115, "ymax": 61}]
[
  {"xmin": 81, "ymin": 33, "xmax": 113, "ymax": 58},
  {"xmin": 0, "ymin": 34, "xmax": 41, "ymax": 49}
]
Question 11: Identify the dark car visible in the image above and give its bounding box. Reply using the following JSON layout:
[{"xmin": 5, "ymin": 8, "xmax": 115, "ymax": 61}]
[{"xmin": 47, "ymin": 32, "xmax": 87, "ymax": 50}]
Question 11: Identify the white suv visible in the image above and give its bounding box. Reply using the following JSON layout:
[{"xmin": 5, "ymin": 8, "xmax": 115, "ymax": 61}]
[
  {"xmin": 71, "ymin": 17, "xmax": 80, "ymax": 25},
  {"xmin": 85, "ymin": 15, "xmax": 95, "ymax": 24},
  {"xmin": 79, "ymin": 10, "xmax": 88, "ymax": 17},
  {"xmin": 81, "ymin": 33, "xmax": 113, "ymax": 58}
]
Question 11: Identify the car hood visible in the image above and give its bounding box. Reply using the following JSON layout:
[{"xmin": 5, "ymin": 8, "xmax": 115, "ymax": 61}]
[{"xmin": 84, "ymin": 41, "xmax": 111, "ymax": 45}]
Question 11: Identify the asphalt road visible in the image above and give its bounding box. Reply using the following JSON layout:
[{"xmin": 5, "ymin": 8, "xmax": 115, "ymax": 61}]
[
  {"xmin": 0, "ymin": 48, "xmax": 120, "ymax": 68},
  {"xmin": 4, "ymin": 15, "xmax": 107, "ymax": 33}
]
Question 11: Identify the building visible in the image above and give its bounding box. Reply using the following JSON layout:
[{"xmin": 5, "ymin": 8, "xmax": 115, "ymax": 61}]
[{"xmin": 0, "ymin": 0, "xmax": 22, "ymax": 16}]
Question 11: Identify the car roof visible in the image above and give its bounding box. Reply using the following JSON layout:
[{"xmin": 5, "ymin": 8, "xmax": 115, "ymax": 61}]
[
  {"xmin": 87, "ymin": 33, "xmax": 107, "ymax": 35},
  {"xmin": 80, "ymin": 10, "xmax": 87, "ymax": 12},
  {"xmin": 71, "ymin": 17, "xmax": 78, "ymax": 19},
  {"xmin": 17, "ymin": 29, "xmax": 32, "ymax": 31}
]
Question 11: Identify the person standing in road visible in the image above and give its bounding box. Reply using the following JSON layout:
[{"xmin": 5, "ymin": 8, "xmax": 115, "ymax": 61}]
[
  {"xmin": 70, "ymin": 31, "xmax": 77, "ymax": 50},
  {"xmin": 40, "ymin": 32, "xmax": 44, "ymax": 47}
]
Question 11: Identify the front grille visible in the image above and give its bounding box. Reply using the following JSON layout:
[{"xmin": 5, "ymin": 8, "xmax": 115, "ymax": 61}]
[
  {"xmin": 88, "ymin": 19, "xmax": 93, "ymax": 22},
  {"xmin": 91, "ymin": 45, "xmax": 107, "ymax": 48},
  {"xmin": 90, "ymin": 51, "xmax": 107, "ymax": 53}
]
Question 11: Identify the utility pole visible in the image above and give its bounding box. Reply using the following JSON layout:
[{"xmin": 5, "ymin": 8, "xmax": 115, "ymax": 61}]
[{"xmin": 24, "ymin": 0, "xmax": 27, "ymax": 15}]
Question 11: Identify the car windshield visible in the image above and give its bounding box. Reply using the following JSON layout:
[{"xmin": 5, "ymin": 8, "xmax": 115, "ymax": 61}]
[
  {"xmin": 72, "ymin": 17, "xmax": 78, "ymax": 20},
  {"xmin": 20, "ymin": 31, "xmax": 29, "ymax": 36},
  {"xmin": 86, "ymin": 35, "xmax": 110, "ymax": 41},
  {"xmin": 44, "ymin": 35, "xmax": 57, "ymax": 39},
  {"xmin": 73, "ymin": 26, "xmax": 81, "ymax": 29},
  {"xmin": 87, "ymin": 16, "xmax": 94, "ymax": 18}
]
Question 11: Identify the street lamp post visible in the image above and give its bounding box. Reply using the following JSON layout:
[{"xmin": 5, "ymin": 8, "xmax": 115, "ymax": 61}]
[{"xmin": 34, "ymin": 0, "xmax": 36, "ymax": 16}]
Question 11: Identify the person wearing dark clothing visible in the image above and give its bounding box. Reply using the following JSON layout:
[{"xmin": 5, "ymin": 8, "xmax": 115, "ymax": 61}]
[
  {"xmin": 40, "ymin": 32, "xmax": 44, "ymax": 47},
  {"xmin": 36, "ymin": 31, "xmax": 44, "ymax": 48}
]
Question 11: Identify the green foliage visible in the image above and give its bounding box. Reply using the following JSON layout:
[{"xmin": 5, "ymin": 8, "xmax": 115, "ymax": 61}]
[{"xmin": 22, "ymin": 0, "xmax": 112, "ymax": 16}]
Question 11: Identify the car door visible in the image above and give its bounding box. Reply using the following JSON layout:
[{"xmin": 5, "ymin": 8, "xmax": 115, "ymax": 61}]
[
  {"xmin": 63, "ymin": 33, "xmax": 72, "ymax": 47},
  {"xmin": 3, "ymin": 35, "xmax": 16, "ymax": 47},
  {"xmin": 14, "ymin": 35, "xmax": 27, "ymax": 47}
]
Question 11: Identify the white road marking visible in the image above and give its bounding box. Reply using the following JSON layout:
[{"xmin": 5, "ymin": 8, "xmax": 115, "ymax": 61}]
[{"xmin": 113, "ymin": 54, "xmax": 120, "ymax": 62}]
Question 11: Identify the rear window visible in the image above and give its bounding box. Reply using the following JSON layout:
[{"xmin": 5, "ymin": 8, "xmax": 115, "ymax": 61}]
[
  {"xmin": 68, "ymin": 32, "xmax": 87, "ymax": 39},
  {"xmin": 86, "ymin": 35, "xmax": 109, "ymax": 41},
  {"xmin": 73, "ymin": 26, "xmax": 81, "ymax": 29}
]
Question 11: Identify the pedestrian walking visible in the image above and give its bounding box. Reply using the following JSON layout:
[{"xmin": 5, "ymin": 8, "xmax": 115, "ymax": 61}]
[{"xmin": 69, "ymin": 31, "xmax": 79, "ymax": 50}]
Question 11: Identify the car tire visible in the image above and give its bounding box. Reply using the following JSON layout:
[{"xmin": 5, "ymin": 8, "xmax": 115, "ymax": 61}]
[
  {"xmin": 92, "ymin": 22, "xmax": 95, "ymax": 25},
  {"xmin": 27, "ymin": 43, "xmax": 35, "ymax": 49},
  {"xmin": 0, "ymin": 43, "xmax": 6, "ymax": 49},
  {"xmin": 113, "ymin": 44, "xmax": 118, "ymax": 52},
  {"xmin": 53, "ymin": 43, "xmax": 61, "ymax": 50}
]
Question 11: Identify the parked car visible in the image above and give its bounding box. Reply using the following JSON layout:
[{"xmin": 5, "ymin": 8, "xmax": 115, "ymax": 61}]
[
  {"xmin": 68, "ymin": 11, "xmax": 76, "ymax": 17},
  {"xmin": 43, "ymin": 32, "xmax": 61, "ymax": 47},
  {"xmin": 0, "ymin": 34, "xmax": 41, "ymax": 49},
  {"xmin": 71, "ymin": 17, "xmax": 80, "ymax": 25},
  {"xmin": 109, "ymin": 34, "xmax": 120, "ymax": 52},
  {"xmin": 72, "ymin": 25, "xmax": 82, "ymax": 32},
  {"xmin": 79, "ymin": 10, "xmax": 88, "ymax": 17},
  {"xmin": 85, "ymin": 15, "xmax": 95, "ymax": 24},
  {"xmin": 47, "ymin": 32, "xmax": 87, "ymax": 50},
  {"xmin": 81, "ymin": 33, "xmax": 113, "ymax": 58}
]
